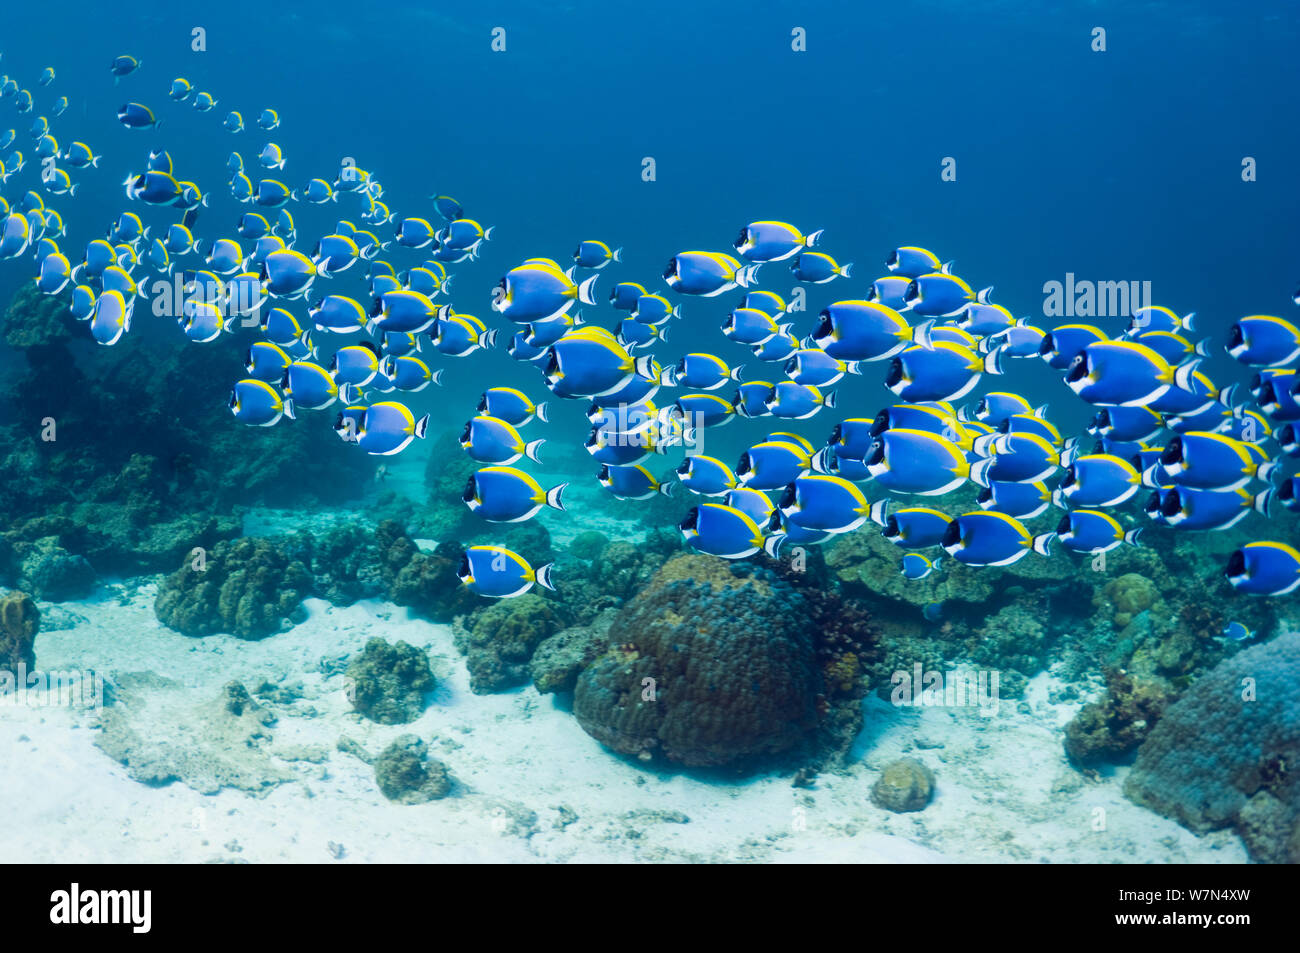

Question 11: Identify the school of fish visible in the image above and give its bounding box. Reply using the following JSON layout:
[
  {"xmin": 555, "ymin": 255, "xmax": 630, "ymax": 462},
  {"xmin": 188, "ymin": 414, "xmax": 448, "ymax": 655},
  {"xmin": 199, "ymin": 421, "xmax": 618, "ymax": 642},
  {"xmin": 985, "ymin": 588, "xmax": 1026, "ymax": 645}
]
[{"xmin": 2, "ymin": 51, "xmax": 1299, "ymax": 603}]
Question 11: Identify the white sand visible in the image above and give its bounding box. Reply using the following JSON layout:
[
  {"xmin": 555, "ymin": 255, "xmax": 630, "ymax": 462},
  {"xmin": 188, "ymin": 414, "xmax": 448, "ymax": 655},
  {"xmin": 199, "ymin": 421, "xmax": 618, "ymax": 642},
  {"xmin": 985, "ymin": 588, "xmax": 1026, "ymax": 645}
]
[{"xmin": 0, "ymin": 582, "xmax": 1248, "ymax": 864}]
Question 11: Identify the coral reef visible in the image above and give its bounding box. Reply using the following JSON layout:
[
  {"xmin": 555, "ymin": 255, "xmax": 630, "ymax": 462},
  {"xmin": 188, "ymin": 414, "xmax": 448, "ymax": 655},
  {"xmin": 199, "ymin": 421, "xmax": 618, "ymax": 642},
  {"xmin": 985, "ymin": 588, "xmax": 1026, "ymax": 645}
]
[
  {"xmin": 1063, "ymin": 668, "xmax": 1171, "ymax": 767},
  {"xmin": 373, "ymin": 735, "xmax": 454, "ymax": 803},
  {"xmin": 0, "ymin": 283, "xmax": 371, "ymax": 595},
  {"xmin": 573, "ymin": 555, "xmax": 822, "ymax": 768},
  {"xmin": 284, "ymin": 524, "xmax": 386, "ymax": 606},
  {"xmin": 568, "ymin": 531, "xmax": 609, "ymax": 562},
  {"xmin": 531, "ymin": 609, "xmax": 618, "ymax": 695},
  {"xmin": 0, "ymin": 283, "xmax": 77, "ymax": 351},
  {"xmin": 374, "ymin": 521, "xmax": 477, "ymax": 622},
  {"xmin": 0, "ymin": 590, "xmax": 39, "ymax": 676},
  {"xmin": 871, "ymin": 758, "xmax": 935, "ymax": 813},
  {"xmin": 344, "ymin": 637, "xmax": 435, "ymax": 725},
  {"xmin": 454, "ymin": 593, "xmax": 566, "ymax": 693},
  {"xmin": 545, "ymin": 536, "xmax": 673, "ymax": 627},
  {"xmin": 153, "ymin": 537, "xmax": 313, "ymax": 639},
  {"xmin": 9, "ymin": 535, "xmax": 97, "ymax": 601},
  {"xmin": 1124, "ymin": 631, "xmax": 1300, "ymax": 863}
]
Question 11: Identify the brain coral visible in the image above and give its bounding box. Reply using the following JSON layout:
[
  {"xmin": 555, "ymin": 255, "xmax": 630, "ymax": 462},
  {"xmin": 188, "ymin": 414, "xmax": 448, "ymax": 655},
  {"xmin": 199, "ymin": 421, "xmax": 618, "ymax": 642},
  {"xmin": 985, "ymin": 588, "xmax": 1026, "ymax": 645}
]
[
  {"xmin": 573, "ymin": 555, "xmax": 821, "ymax": 768},
  {"xmin": 1124, "ymin": 631, "xmax": 1300, "ymax": 861}
]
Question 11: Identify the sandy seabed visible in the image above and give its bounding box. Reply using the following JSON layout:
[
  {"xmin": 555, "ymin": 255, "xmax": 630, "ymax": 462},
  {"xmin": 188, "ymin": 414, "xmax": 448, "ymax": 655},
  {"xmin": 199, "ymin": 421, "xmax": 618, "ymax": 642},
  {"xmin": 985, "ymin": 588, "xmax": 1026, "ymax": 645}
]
[{"xmin": 0, "ymin": 579, "xmax": 1249, "ymax": 864}]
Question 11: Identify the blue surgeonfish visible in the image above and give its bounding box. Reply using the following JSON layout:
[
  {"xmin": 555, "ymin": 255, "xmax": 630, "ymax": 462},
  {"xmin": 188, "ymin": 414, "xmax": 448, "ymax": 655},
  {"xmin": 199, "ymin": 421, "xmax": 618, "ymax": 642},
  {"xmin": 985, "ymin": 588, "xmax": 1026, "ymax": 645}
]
[
  {"xmin": 680, "ymin": 503, "xmax": 767, "ymax": 559},
  {"xmin": 459, "ymin": 546, "xmax": 555, "ymax": 598},
  {"xmin": 598, "ymin": 464, "xmax": 675, "ymax": 500},
  {"xmin": 461, "ymin": 416, "xmax": 544, "ymax": 465},
  {"xmin": 464, "ymin": 467, "xmax": 567, "ymax": 522},
  {"xmin": 941, "ymin": 511, "xmax": 1050, "ymax": 567},
  {"xmin": 1225, "ymin": 542, "xmax": 1300, "ymax": 596},
  {"xmin": 734, "ymin": 221, "xmax": 823, "ymax": 262},
  {"xmin": 1050, "ymin": 510, "xmax": 1141, "ymax": 554},
  {"xmin": 900, "ymin": 553, "xmax": 941, "ymax": 580},
  {"xmin": 356, "ymin": 401, "xmax": 429, "ymax": 455},
  {"xmin": 663, "ymin": 251, "xmax": 760, "ymax": 296},
  {"xmin": 230, "ymin": 378, "xmax": 293, "ymax": 426}
]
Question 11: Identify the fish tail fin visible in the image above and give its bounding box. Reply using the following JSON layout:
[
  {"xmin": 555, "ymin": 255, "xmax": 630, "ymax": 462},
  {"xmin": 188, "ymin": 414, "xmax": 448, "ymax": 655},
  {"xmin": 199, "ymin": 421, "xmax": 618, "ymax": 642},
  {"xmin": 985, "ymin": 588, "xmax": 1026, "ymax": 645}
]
[
  {"xmin": 838, "ymin": 261, "xmax": 853, "ymax": 279},
  {"xmin": 524, "ymin": 438, "xmax": 545, "ymax": 463},
  {"xmin": 1140, "ymin": 463, "xmax": 1164, "ymax": 488},
  {"xmin": 912, "ymin": 318, "xmax": 936, "ymax": 350},
  {"xmin": 869, "ymin": 498, "xmax": 890, "ymax": 526},
  {"xmin": 737, "ymin": 262, "xmax": 761, "ymax": 287},
  {"xmin": 983, "ymin": 344, "xmax": 1005, "ymax": 375},
  {"xmin": 932, "ymin": 556, "xmax": 943, "ymax": 573},
  {"xmin": 659, "ymin": 480, "xmax": 676, "ymax": 497},
  {"xmin": 763, "ymin": 533, "xmax": 788, "ymax": 558},
  {"xmin": 430, "ymin": 368, "xmax": 445, "ymax": 386},
  {"xmin": 414, "ymin": 414, "xmax": 429, "ymax": 440},
  {"xmin": 1033, "ymin": 402, "xmax": 1050, "ymax": 418},
  {"xmin": 1173, "ymin": 356, "xmax": 1202, "ymax": 390},
  {"xmin": 1124, "ymin": 528, "xmax": 1143, "ymax": 546},
  {"xmin": 533, "ymin": 562, "xmax": 556, "ymax": 592},
  {"xmin": 1181, "ymin": 311, "xmax": 1197, "ymax": 333},
  {"xmin": 577, "ymin": 274, "xmax": 599, "ymax": 306},
  {"xmin": 845, "ymin": 360, "xmax": 863, "ymax": 375},
  {"xmin": 823, "ymin": 389, "xmax": 837, "ymax": 409},
  {"xmin": 634, "ymin": 355, "xmax": 659, "ymax": 381},
  {"xmin": 811, "ymin": 447, "xmax": 834, "ymax": 475},
  {"xmin": 535, "ymin": 401, "xmax": 550, "ymax": 423},
  {"xmin": 729, "ymin": 364, "xmax": 745, "ymax": 381},
  {"xmin": 1218, "ymin": 381, "xmax": 1240, "ymax": 409},
  {"xmin": 1256, "ymin": 461, "xmax": 1279, "ymax": 483},
  {"xmin": 283, "ymin": 398, "xmax": 296, "ymax": 420},
  {"xmin": 804, "ymin": 228, "xmax": 824, "ymax": 247},
  {"xmin": 1254, "ymin": 487, "xmax": 1274, "ymax": 516},
  {"xmin": 1051, "ymin": 487, "xmax": 1067, "ymax": 509},
  {"xmin": 546, "ymin": 482, "xmax": 568, "ymax": 511},
  {"xmin": 612, "ymin": 246, "xmax": 623, "ymax": 263},
  {"xmin": 1194, "ymin": 338, "xmax": 1213, "ymax": 357},
  {"xmin": 478, "ymin": 328, "xmax": 498, "ymax": 349},
  {"xmin": 971, "ymin": 432, "xmax": 998, "ymax": 457},
  {"xmin": 1032, "ymin": 533, "xmax": 1055, "ymax": 556},
  {"xmin": 976, "ymin": 285, "xmax": 993, "ymax": 304},
  {"xmin": 969, "ymin": 457, "xmax": 995, "ymax": 488},
  {"xmin": 939, "ymin": 259, "xmax": 956, "ymax": 275},
  {"xmin": 483, "ymin": 226, "xmax": 495, "ymax": 241}
]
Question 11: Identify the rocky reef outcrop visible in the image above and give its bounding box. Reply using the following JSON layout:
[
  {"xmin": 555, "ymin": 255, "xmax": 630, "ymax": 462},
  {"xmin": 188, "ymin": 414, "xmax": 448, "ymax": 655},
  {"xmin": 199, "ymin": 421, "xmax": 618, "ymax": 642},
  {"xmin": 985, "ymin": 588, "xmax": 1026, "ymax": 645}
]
[
  {"xmin": 573, "ymin": 555, "xmax": 825, "ymax": 768},
  {"xmin": 1123, "ymin": 631, "xmax": 1300, "ymax": 863},
  {"xmin": 0, "ymin": 590, "xmax": 39, "ymax": 677},
  {"xmin": 344, "ymin": 637, "xmax": 435, "ymax": 725},
  {"xmin": 0, "ymin": 283, "xmax": 372, "ymax": 598}
]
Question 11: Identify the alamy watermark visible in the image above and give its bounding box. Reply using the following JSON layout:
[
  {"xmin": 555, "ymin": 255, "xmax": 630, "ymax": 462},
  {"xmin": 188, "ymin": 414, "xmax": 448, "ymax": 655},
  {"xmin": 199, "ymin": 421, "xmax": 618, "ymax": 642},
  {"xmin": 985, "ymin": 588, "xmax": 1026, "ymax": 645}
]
[
  {"xmin": 1042, "ymin": 273, "xmax": 1152, "ymax": 319},
  {"xmin": 891, "ymin": 664, "xmax": 1001, "ymax": 717},
  {"xmin": 0, "ymin": 664, "xmax": 105, "ymax": 710}
]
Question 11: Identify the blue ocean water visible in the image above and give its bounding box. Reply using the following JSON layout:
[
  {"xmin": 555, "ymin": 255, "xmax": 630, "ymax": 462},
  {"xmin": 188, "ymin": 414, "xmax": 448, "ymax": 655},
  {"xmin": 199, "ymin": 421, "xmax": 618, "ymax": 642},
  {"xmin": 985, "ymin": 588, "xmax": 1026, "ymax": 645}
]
[
  {"xmin": 1, "ymin": 1, "xmax": 1297, "ymax": 439},
  {"xmin": 1, "ymin": 1, "xmax": 1298, "ymax": 866}
]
